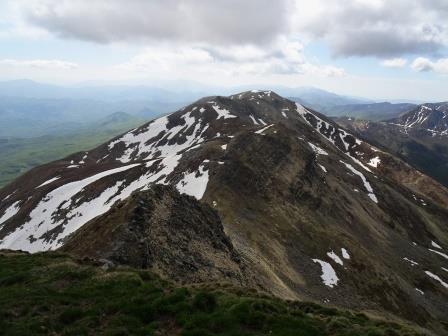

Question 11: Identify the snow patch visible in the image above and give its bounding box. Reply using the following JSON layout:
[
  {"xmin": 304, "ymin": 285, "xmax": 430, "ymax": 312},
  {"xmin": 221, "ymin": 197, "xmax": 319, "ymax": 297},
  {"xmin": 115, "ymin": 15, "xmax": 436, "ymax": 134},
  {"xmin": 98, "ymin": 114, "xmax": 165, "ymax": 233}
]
[
  {"xmin": 415, "ymin": 288, "xmax": 424, "ymax": 295},
  {"xmin": 403, "ymin": 257, "xmax": 418, "ymax": 266},
  {"xmin": 296, "ymin": 103, "xmax": 374, "ymax": 172},
  {"xmin": 3, "ymin": 192, "xmax": 15, "ymax": 201},
  {"xmin": 327, "ymin": 251, "xmax": 343, "ymax": 265},
  {"xmin": 340, "ymin": 161, "xmax": 378, "ymax": 203},
  {"xmin": 341, "ymin": 248, "xmax": 350, "ymax": 259},
  {"xmin": 211, "ymin": 104, "xmax": 237, "ymax": 120},
  {"xmin": 36, "ymin": 177, "xmax": 61, "ymax": 188},
  {"xmin": 79, "ymin": 153, "xmax": 88, "ymax": 164},
  {"xmin": 255, "ymin": 124, "xmax": 274, "ymax": 135},
  {"xmin": 313, "ymin": 259, "xmax": 339, "ymax": 288},
  {"xmin": 308, "ymin": 142, "xmax": 328, "ymax": 156},
  {"xmin": 176, "ymin": 162, "xmax": 209, "ymax": 200},
  {"xmin": 108, "ymin": 109, "xmax": 209, "ymax": 163},
  {"xmin": 367, "ymin": 156, "xmax": 381, "ymax": 168},
  {"xmin": 318, "ymin": 164, "xmax": 327, "ymax": 173},
  {"xmin": 258, "ymin": 118, "xmax": 267, "ymax": 126},
  {"xmin": 249, "ymin": 115, "xmax": 259, "ymax": 125},
  {"xmin": 425, "ymin": 271, "xmax": 448, "ymax": 288},
  {"xmin": 0, "ymin": 201, "xmax": 21, "ymax": 228},
  {"xmin": 431, "ymin": 241, "xmax": 442, "ymax": 249},
  {"xmin": 429, "ymin": 248, "xmax": 448, "ymax": 260},
  {"xmin": 0, "ymin": 163, "xmax": 141, "ymax": 252},
  {"xmin": 186, "ymin": 143, "xmax": 201, "ymax": 152}
]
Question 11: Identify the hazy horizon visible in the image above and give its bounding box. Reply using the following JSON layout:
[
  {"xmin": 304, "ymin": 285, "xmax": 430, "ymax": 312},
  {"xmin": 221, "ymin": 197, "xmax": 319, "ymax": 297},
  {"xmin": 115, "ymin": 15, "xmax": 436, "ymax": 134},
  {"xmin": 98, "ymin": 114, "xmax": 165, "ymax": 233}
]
[
  {"xmin": 0, "ymin": 78, "xmax": 436, "ymax": 104},
  {"xmin": 0, "ymin": 1, "xmax": 447, "ymax": 102}
]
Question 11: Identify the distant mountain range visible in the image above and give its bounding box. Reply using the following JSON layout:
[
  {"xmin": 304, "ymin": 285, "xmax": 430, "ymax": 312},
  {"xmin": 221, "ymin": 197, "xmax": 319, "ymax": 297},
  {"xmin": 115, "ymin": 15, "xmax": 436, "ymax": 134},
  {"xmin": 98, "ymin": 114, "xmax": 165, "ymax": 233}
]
[
  {"xmin": 0, "ymin": 79, "xmax": 442, "ymax": 188},
  {"xmin": 288, "ymin": 87, "xmax": 371, "ymax": 109},
  {"xmin": 0, "ymin": 80, "xmax": 426, "ymax": 139},
  {"xmin": 0, "ymin": 79, "xmax": 207, "ymax": 102},
  {"xmin": 335, "ymin": 102, "xmax": 448, "ymax": 187},
  {"xmin": 1, "ymin": 91, "xmax": 447, "ymax": 334},
  {"xmin": 319, "ymin": 102, "xmax": 416, "ymax": 121},
  {"xmin": 284, "ymin": 88, "xmax": 417, "ymax": 122}
]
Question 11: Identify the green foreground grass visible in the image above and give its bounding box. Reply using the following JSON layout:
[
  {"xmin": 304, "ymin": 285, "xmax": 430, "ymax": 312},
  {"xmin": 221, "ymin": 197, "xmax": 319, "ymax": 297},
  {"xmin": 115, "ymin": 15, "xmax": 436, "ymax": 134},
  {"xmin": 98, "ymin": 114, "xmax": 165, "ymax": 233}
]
[{"xmin": 0, "ymin": 251, "xmax": 423, "ymax": 336}]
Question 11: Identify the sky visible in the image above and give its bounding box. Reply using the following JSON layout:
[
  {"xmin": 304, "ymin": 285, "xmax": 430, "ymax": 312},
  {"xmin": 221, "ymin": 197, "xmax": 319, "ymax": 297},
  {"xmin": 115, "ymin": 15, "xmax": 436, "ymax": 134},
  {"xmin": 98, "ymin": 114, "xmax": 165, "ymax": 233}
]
[{"xmin": 0, "ymin": 0, "xmax": 447, "ymax": 101}]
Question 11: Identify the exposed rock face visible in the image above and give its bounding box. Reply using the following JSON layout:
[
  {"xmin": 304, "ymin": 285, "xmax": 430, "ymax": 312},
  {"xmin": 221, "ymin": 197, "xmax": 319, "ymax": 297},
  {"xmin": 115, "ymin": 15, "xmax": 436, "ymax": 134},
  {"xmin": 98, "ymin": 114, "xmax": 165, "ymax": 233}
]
[
  {"xmin": 62, "ymin": 185, "xmax": 251, "ymax": 286},
  {"xmin": 0, "ymin": 90, "xmax": 447, "ymax": 334}
]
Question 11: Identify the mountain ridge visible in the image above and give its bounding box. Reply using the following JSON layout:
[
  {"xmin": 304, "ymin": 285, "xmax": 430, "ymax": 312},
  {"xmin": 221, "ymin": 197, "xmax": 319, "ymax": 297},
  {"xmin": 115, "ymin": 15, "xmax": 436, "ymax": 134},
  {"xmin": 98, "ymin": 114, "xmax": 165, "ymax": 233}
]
[
  {"xmin": 335, "ymin": 102, "xmax": 448, "ymax": 187},
  {"xmin": 61, "ymin": 184, "xmax": 255, "ymax": 287},
  {"xmin": 0, "ymin": 90, "xmax": 447, "ymax": 333},
  {"xmin": 387, "ymin": 102, "xmax": 448, "ymax": 137}
]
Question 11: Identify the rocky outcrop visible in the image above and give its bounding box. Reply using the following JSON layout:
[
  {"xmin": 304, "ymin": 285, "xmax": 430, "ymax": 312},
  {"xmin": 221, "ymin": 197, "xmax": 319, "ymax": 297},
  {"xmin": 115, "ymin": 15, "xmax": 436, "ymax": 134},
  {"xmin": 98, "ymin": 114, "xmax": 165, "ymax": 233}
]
[{"xmin": 61, "ymin": 184, "xmax": 253, "ymax": 287}]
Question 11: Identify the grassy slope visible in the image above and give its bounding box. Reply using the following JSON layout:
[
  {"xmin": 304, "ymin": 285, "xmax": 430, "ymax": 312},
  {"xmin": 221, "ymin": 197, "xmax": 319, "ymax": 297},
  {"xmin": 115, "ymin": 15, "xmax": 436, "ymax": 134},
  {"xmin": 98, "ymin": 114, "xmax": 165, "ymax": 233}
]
[
  {"xmin": 0, "ymin": 251, "xmax": 424, "ymax": 336},
  {"xmin": 0, "ymin": 117, "xmax": 145, "ymax": 188}
]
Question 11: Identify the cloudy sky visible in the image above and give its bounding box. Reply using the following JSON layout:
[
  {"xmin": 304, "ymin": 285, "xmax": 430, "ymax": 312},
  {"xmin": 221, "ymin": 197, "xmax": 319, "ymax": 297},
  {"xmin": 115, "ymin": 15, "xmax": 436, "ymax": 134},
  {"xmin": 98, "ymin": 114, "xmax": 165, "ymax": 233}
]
[{"xmin": 0, "ymin": 0, "xmax": 447, "ymax": 100}]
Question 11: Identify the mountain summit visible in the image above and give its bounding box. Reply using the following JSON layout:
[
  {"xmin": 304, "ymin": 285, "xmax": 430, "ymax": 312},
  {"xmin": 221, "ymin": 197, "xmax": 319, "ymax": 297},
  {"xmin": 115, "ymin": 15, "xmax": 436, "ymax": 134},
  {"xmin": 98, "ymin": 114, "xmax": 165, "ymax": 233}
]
[
  {"xmin": 0, "ymin": 90, "xmax": 447, "ymax": 333},
  {"xmin": 389, "ymin": 102, "xmax": 448, "ymax": 137}
]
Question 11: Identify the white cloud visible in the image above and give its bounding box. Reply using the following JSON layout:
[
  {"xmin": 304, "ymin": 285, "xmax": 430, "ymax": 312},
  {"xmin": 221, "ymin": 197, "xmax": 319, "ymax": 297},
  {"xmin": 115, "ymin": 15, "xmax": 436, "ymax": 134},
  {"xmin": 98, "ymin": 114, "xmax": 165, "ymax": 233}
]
[
  {"xmin": 300, "ymin": 63, "xmax": 345, "ymax": 77},
  {"xmin": 4, "ymin": 0, "xmax": 448, "ymax": 60},
  {"xmin": 411, "ymin": 57, "xmax": 434, "ymax": 72},
  {"xmin": 291, "ymin": 1, "xmax": 448, "ymax": 57},
  {"xmin": 20, "ymin": 0, "xmax": 288, "ymax": 45},
  {"xmin": 116, "ymin": 41, "xmax": 345, "ymax": 79},
  {"xmin": 0, "ymin": 0, "xmax": 446, "ymax": 102},
  {"xmin": 381, "ymin": 58, "xmax": 407, "ymax": 68},
  {"xmin": 0, "ymin": 1, "xmax": 49, "ymax": 39},
  {"xmin": 0, "ymin": 59, "xmax": 78, "ymax": 69},
  {"xmin": 411, "ymin": 57, "xmax": 448, "ymax": 74}
]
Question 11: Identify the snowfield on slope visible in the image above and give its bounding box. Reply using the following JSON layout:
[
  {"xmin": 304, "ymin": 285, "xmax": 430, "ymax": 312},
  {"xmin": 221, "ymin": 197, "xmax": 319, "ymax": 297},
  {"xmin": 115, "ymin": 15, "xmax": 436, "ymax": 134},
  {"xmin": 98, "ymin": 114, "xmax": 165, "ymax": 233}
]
[
  {"xmin": 368, "ymin": 157, "xmax": 381, "ymax": 168},
  {"xmin": 0, "ymin": 201, "xmax": 21, "ymax": 228},
  {"xmin": 429, "ymin": 248, "xmax": 448, "ymax": 260},
  {"xmin": 327, "ymin": 251, "xmax": 344, "ymax": 265},
  {"xmin": 176, "ymin": 161, "xmax": 210, "ymax": 200},
  {"xmin": 341, "ymin": 248, "xmax": 350, "ymax": 259},
  {"xmin": 255, "ymin": 124, "xmax": 274, "ymax": 135},
  {"xmin": 296, "ymin": 103, "xmax": 377, "ymax": 173},
  {"xmin": 0, "ymin": 100, "xmax": 245, "ymax": 252},
  {"xmin": 313, "ymin": 259, "xmax": 339, "ymax": 288},
  {"xmin": 108, "ymin": 107, "xmax": 211, "ymax": 163},
  {"xmin": 340, "ymin": 161, "xmax": 378, "ymax": 203},
  {"xmin": 37, "ymin": 176, "xmax": 61, "ymax": 188},
  {"xmin": 425, "ymin": 271, "xmax": 448, "ymax": 288},
  {"xmin": 0, "ymin": 164, "xmax": 141, "ymax": 252},
  {"xmin": 308, "ymin": 142, "xmax": 329, "ymax": 156}
]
